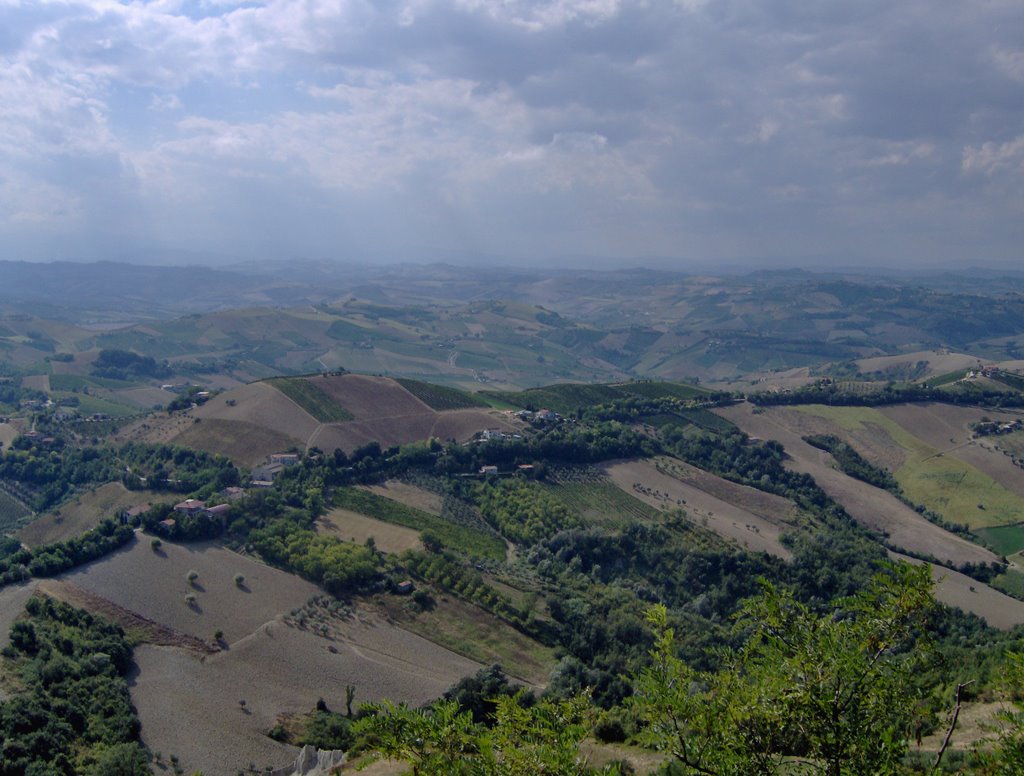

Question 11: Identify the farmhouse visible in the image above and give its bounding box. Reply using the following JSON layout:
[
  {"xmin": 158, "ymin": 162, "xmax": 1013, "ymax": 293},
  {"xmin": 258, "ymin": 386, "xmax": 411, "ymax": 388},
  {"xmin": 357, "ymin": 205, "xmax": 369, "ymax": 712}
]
[
  {"xmin": 204, "ymin": 503, "xmax": 231, "ymax": 521},
  {"xmin": 220, "ymin": 486, "xmax": 246, "ymax": 501},
  {"xmin": 479, "ymin": 465, "xmax": 499, "ymax": 476},
  {"xmin": 251, "ymin": 462, "xmax": 285, "ymax": 486},
  {"xmin": 270, "ymin": 452, "xmax": 300, "ymax": 465},
  {"xmin": 174, "ymin": 499, "xmax": 207, "ymax": 516}
]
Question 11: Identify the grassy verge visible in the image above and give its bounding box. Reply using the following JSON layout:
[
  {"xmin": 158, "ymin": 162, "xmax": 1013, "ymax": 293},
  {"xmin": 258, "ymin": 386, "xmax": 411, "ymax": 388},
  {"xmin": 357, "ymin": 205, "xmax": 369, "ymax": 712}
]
[{"xmin": 334, "ymin": 488, "xmax": 506, "ymax": 561}]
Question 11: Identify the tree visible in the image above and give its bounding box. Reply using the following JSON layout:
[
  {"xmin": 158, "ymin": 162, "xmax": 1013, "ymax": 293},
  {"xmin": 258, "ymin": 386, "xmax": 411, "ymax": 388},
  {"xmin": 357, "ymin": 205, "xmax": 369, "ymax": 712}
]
[{"xmin": 630, "ymin": 561, "xmax": 935, "ymax": 775}]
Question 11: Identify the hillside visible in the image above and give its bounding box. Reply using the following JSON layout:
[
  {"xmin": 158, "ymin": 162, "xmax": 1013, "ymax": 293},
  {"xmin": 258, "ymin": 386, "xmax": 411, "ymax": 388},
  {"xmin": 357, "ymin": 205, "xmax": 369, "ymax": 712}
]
[{"xmin": 117, "ymin": 374, "xmax": 518, "ymax": 466}]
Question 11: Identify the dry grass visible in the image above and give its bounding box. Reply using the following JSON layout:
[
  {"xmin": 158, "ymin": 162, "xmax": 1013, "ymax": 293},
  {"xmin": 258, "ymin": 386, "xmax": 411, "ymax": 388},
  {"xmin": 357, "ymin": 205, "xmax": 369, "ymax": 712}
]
[
  {"xmin": 855, "ymin": 350, "xmax": 980, "ymax": 379},
  {"xmin": 59, "ymin": 534, "xmax": 320, "ymax": 644},
  {"xmin": 19, "ymin": 482, "xmax": 163, "ymax": 548},
  {"xmin": 0, "ymin": 581, "xmax": 39, "ymax": 650},
  {"xmin": 318, "ymin": 509, "xmax": 423, "ymax": 555},
  {"xmin": 0, "ymin": 423, "xmax": 18, "ymax": 449},
  {"xmin": 131, "ymin": 610, "xmax": 480, "ymax": 776},
  {"xmin": 172, "ymin": 418, "xmax": 302, "ymax": 468},
  {"xmin": 890, "ymin": 551, "xmax": 1024, "ymax": 630},
  {"xmin": 365, "ymin": 482, "xmax": 443, "ymax": 515},
  {"xmin": 193, "ymin": 381, "xmax": 319, "ymax": 440},
  {"xmin": 602, "ymin": 458, "xmax": 793, "ymax": 559}
]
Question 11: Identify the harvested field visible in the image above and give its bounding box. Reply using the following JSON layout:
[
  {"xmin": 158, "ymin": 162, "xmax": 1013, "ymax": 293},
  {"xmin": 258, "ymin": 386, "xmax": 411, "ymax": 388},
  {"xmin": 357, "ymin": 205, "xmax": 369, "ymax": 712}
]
[
  {"xmin": 373, "ymin": 593, "xmax": 555, "ymax": 687},
  {"xmin": 715, "ymin": 404, "xmax": 1001, "ymax": 568},
  {"xmin": 19, "ymin": 482, "xmax": 163, "ymax": 547},
  {"xmin": 889, "ymin": 552, "xmax": 1024, "ymax": 630},
  {"xmin": 602, "ymin": 458, "xmax": 793, "ymax": 558},
  {"xmin": 878, "ymin": 403, "xmax": 1020, "ymax": 450},
  {"xmin": 172, "ymin": 418, "xmax": 302, "ymax": 467},
  {"xmin": 60, "ymin": 534, "xmax": 319, "ymax": 644},
  {"xmin": 313, "ymin": 374, "xmax": 432, "ymax": 419},
  {"xmin": 784, "ymin": 404, "xmax": 1024, "ymax": 530},
  {"xmin": 430, "ymin": 409, "xmax": 517, "ymax": 441},
  {"xmin": 318, "ymin": 509, "xmax": 422, "ymax": 554},
  {"xmin": 365, "ymin": 481, "xmax": 443, "ymax": 515},
  {"xmin": 131, "ymin": 611, "xmax": 479, "ymax": 776},
  {"xmin": 0, "ymin": 581, "xmax": 38, "ymax": 650},
  {"xmin": 20, "ymin": 374, "xmax": 50, "ymax": 392},
  {"xmin": 115, "ymin": 386, "xmax": 174, "ymax": 409},
  {"xmin": 0, "ymin": 423, "xmax": 18, "ymax": 449},
  {"xmin": 311, "ymin": 409, "xmax": 514, "ymax": 454},
  {"xmin": 191, "ymin": 381, "xmax": 319, "ymax": 443},
  {"xmin": 36, "ymin": 579, "xmax": 216, "ymax": 654},
  {"xmin": 855, "ymin": 351, "xmax": 979, "ymax": 379}
]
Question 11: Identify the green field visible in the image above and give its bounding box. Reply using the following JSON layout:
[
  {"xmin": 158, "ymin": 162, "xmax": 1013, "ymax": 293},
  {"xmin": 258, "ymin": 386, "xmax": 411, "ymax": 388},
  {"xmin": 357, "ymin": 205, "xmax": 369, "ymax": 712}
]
[
  {"xmin": 975, "ymin": 524, "xmax": 1024, "ymax": 556},
  {"xmin": 618, "ymin": 381, "xmax": 708, "ymax": 400},
  {"xmin": 334, "ymin": 487, "xmax": 506, "ymax": 561},
  {"xmin": 395, "ymin": 378, "xmax": 488, "ymax": 410},
  {"xmin": 793, "ymin": 405, "xmax": 1024, "ymax": 530},
  {"xmin": 267, "ymin": 377, "xmax": 354, "ymax": 422}
]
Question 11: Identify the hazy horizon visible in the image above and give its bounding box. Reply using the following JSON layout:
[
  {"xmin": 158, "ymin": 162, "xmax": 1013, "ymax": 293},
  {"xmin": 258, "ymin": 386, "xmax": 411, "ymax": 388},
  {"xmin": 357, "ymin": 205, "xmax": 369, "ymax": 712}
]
[{"xmin": 1, "ymin": 1, "xmax": 1022, "ymax": 269}]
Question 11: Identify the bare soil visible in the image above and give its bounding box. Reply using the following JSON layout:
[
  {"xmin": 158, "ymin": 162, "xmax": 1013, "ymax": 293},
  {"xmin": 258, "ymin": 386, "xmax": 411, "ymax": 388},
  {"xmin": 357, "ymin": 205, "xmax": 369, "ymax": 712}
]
[
  {"xmin": 715, "ymin": 404, "xmax": 1000, "ymax": 569},
  {"xmin": 603, "ymin": 459, "xmax": 792, "ymax": 558},
  {"xmin": 855, "ymin": 351, "xmax": 980, "ymax": 379},
  {"xmin": 59, "ymin": 534, "xmax": 320, "ymax": 644},
  {"xmin": 313, "ymin": 374, "xmax": 433, "ymax": 419},
  {"xmin": 193, "ymin": 381, "xmax": 319, "ymax": 442},
  {"xmin": 130, "ymin": 611, "xmax": 480, "ymax": 776},
  {"xmin": 318, "ymin": 509, "xmax": 423, "ymax": 555},
  {"xmin": 890, "ymin": 551, "xmax": 1024, "ymax": 630},
  {"xmin": 172, "ymin": 418, "xmax": 302, "ymax": 468},
  {"xmin": 0, "ymin": 423, "xmax": 18, "ymax": 449},
  {"xmin": 0, "ymin": 581, "xmax": 39, "ymax": 649}
]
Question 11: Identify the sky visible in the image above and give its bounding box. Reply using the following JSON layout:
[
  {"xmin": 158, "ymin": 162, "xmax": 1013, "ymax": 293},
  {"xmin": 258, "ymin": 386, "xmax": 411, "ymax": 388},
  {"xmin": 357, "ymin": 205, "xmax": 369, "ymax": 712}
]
[{"xmin": 0, "ymin": 0, "xmax": 1022, "ymax": 268}]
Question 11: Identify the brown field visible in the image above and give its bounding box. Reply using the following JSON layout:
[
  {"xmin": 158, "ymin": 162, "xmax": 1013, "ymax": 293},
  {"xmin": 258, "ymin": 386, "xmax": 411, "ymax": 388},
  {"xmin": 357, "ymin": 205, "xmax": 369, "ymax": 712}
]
[
  {"xmin": 19, "ymin": 482, "xmax": 163, "ymax": 547},
  {"xmin": 172, "ymin": 418, "xmax": 303, "ymax": 468},
  {"xmin": 193, "ymin": 382, "xmax": 319, "ymax": 441},
  {"xmin": 313, "ymin": 374, "xmax": 432, "ymax": 418},
  {"xmin": 47, "ymin": 531, "xmax": 483, "ymax": 775},
  {"xmin": 131, "ymin": 611, "xmax": 480, "ymax": 776},
  {"xmin": 20, "ymin": 374, "xmax": 50, "ymax": 392},
  {"xmin": 311, "ymin": 408, "xmax": 514, "ymax": 454},
  {"xmin": 60, "ymin": 534, "xmax": 320, "ymax": 644},
  {"xmin": 114, "ymin": 386, "xmax": 176, "ymax": 409},
  {"xmin": 0, "ymin": 423, "xmax": 18, "ymax": 449},
  {"xmin": 365, "ymin": 481, "xmax": 443, "ymax": 515},
  {"xmin": 890, "ymin": 552, "xmax": 1024, "ymax": 630},
  {"xmin": 878, "ymin": 403, "xmax": 1021, "ymax": 450},
  {"xmin": 318, "ymin": 509, "xmax": 423, "ymax": 554},
  {"xmin": 855, "ymin": 350, "xmax": 979, "ymax": 379},
  {"xmin": 602, "ymin": 458, "xmax": 793, "ymax": 558},
  {"xmin": 0, "ymin": 581, "xmax": 39, "ymax": 650},
  {"xmin": 715, "ymin": 404, "xmax": 1000, "ymax": 568}
]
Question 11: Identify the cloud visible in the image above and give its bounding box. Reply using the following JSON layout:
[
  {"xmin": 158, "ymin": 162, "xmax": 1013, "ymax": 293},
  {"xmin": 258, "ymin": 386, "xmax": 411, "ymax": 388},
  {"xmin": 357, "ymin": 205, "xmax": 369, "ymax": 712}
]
[{"xmin": 0, "ymin": 0, "xmax": 1022, "ymax": 264}]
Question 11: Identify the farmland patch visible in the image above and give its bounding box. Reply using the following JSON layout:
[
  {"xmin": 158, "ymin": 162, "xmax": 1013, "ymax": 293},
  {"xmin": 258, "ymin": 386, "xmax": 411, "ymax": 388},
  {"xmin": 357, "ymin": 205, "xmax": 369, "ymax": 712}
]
[
  {"xmin": 266, "ymin": 377, "xmax": 354, "ymax": 422},
  {"xmin": 715, "ymin": 403, "xmax": 1001, "ymax": 568},
  {"xmin": 318, "ymin": 509, "xmax": 422, "ymax": 555},
  {"xmin": 603, "ymin": 458, "xmax": 792, "ymax": 558},
  {"xmin": 130, "ymin": 610, "xmax": 480, "ymax": 776},
  {"xmin": 18, "ymin": 482, "xmax": 160, "ymax": 547},
  {"xmin": 60, "ymin": 534, "xmax": 319, "ymax": 644}
]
